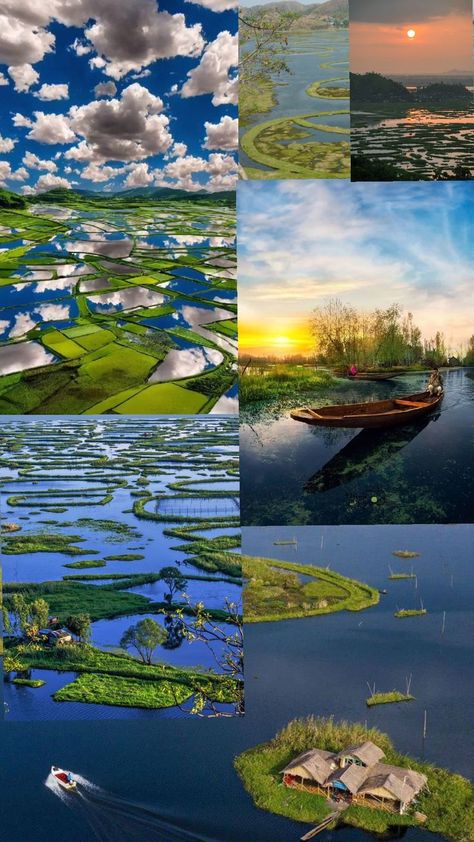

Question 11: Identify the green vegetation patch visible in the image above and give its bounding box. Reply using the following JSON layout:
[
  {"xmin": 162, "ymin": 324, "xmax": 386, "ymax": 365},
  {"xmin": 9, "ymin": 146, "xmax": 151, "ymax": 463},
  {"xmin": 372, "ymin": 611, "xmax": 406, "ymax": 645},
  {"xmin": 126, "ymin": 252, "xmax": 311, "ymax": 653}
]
[
  {"xmin": 395, "ymin": 609, "xmax": 427, "ymax": 618},
  {"xmin": 393, "ymin": 550, "xmax": 421, "ymax": 558},
  {"xmin": 2, "ymin": 532, "xmax": 93, "ymax": 556},
  {"xmin": 366, "ymin": 691, "xmax": 415, "ymax": 706},
  {"xmin": 243, "ymin": 555, "xmax": 379, "ymax": 622},
  {"xmin": 240, "ymin": 366, "xmax": 335, "ymax": 407},
  {"xmin": 53, "ymin": 672, "xmax": 193, "ymax": 709},
  {"xmin": 12, "ymin": 678, "xmax": 46, "ymax": 688},
  {"xmin": 103, "ymin": 553, "xmax": 145, "ymax": 561},
  {"xmin": 63, "ymin": 560, "xmax": 107, "ymax": 569}
]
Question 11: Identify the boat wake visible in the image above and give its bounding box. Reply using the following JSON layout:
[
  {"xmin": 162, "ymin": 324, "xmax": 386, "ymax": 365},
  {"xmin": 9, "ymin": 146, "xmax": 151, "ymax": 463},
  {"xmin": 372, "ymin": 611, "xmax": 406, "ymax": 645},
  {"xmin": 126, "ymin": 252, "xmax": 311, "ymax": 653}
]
[{"xmin": 45, "ymin": 772, "xmax": 216, "ymax": 842}]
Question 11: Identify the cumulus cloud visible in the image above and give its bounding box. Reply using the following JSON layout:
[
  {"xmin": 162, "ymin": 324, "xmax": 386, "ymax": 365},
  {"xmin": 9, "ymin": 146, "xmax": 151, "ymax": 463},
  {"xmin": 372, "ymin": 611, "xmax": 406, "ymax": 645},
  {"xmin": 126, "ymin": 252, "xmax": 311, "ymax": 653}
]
[
  {"xmin": 168, "ymin": 142, "xmax": 188, "ymax": 158},
  {"xmin": 124, "ymin": 162, "xmax": 154, "ymax": 187},
  {"xmin": 0, "ymin": 160, "xmax": 28, "ymax": 185},
  {"xmin": 81, "ymin": 162, "xmax": 125, "ymax": 182},
  {"xmin": 0, "ymin": 10, "xmax": 54, "ymax": 66},
  {"xmin": 35, "ymin": 82, "xmax": 69, "ymax": 101},
  {"xmin": 8, "ymin": 63, "xmax": 39, "ymax": 92},
  {"xmin": 181, "ymin": 31, "xmax": 237, "ymax": 106},
  {"xmin": 27, "ymin": 113, "xmax": 76, "ymax": 144},
  {"xmin": 186, "ymin": 0, "xmax": 237, "ymax": 10},
  {"xmin": 12, "ymin": 113, "xmax": 33, "ymax": 128},
  {"xmin": 22, "ymin": 151, "xmax": 57, "ymax": 172},
  {"xmin": 0, "ymin": 73, "xmax": 9, "ymax": 86},
  {"xmin": 35, "ymin": 172, "xmax": 72, "ymax": 192},
  {"xmin": 67, "ymin": 83, "xmax": 172, "ymax": 163},
  {"xmin": 203, "ymin": 115, "xmax": 237, "ymax": 150},
  {"xmin": 9, "ymin": 312, "xmax": 37, "ymax": 338},
  {"xmin": 94, "ymin": 80, "xmax": 117, "ymax": 98},
  {"xmin": 0, "ymin": 135, "xmax": 17, "ymax": 153}
]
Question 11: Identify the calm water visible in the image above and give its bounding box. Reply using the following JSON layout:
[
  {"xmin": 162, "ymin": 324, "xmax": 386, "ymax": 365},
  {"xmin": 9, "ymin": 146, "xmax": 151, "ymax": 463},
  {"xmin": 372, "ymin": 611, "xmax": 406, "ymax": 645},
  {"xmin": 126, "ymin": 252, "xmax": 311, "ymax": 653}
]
[
  {"xmin": 2, "ymin": 523, "xmax": 467, "ymax": 840},
  {"xmin": 241, "ymin": 369, "xmax": 474, "ymax": 525}
]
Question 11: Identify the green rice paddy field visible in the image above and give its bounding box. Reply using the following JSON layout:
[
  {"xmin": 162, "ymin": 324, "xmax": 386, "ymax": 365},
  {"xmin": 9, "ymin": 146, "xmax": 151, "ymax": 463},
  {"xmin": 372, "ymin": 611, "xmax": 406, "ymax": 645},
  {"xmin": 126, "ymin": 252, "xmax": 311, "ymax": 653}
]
[{"xmin": 0, "ymin": 197, "xmax": 237, "ymax": 414}]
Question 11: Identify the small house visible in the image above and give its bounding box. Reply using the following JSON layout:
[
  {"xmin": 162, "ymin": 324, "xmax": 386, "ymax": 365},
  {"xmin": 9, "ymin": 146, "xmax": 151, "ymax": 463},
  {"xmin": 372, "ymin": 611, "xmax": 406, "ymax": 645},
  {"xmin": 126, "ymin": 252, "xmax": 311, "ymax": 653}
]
[
  {"xmin": 39, "ymin": 628, "xmax": 73, "ymax": 646},
  {"xmin": 282, "ymin": 740, "xmax": 427, "ymax": 815}
]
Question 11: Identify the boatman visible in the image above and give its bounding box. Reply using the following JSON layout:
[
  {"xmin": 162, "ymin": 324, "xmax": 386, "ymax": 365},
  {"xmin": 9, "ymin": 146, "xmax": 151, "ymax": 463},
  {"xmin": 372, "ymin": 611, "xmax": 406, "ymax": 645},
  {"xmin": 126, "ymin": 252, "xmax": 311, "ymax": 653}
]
[{"xmin": 426, "ymin": 366, "xmax": 443, "ymax": 396}]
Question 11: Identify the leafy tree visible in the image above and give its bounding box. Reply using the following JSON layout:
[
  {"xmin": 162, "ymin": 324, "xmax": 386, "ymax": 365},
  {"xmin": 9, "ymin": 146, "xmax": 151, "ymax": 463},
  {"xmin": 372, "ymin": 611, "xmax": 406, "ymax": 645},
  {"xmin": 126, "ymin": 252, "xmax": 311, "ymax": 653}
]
[
  {"xmin": 66, "ymin": 613, "xmax": 91, "ymax": 643},
  {"xmin": 160, "ymin": 566, "xmax": 188, "ymax": 604},
  {"xmin": 3, "ymin": 654, "xmax": 26, "ymax": 674},
  {"xmin": 9, "ymin": 593, "xmax": 30, "ymax": 636},
  {"xmin": 164, "ymin": 598, "xmax": 243, "ymax": 717},
  {"xmin": 464, "ymin": 336, "xmax": 474, "ymax": 366},
  {"xmin": 120, "ymin": 618, "xmax": 167, "ymax": 665},
  {"xmin": 30, "ymin": 598, "xmax": 49, "ymax": 630}
]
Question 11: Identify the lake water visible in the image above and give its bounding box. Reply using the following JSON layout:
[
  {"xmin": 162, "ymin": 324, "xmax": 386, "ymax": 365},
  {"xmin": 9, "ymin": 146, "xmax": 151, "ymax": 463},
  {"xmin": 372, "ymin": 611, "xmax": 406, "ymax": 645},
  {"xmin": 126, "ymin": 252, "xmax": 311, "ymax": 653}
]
[
  {"xmin": 2, "ymin": 523, "xmax": 468, "ymax": 840},
  {"xmin": 241, "ymin": 369, "xmax": 474, "ymax": 525}
]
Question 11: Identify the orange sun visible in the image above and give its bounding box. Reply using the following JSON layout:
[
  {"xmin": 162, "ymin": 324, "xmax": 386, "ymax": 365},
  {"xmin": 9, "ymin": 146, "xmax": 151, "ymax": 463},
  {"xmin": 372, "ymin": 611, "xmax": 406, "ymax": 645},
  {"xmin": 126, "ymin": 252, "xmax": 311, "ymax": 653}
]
[{"xmin": 407, "ymin": 29, "xmax": 416, "ymax": 38}]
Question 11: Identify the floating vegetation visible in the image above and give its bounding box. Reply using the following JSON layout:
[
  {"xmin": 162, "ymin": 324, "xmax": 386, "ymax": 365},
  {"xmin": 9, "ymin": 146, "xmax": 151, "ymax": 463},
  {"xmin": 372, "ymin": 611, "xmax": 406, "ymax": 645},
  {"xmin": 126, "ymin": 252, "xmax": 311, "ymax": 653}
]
[
  {"xmin": 393, "ymin": 550, "xmax": 421, "ymax": 558},
  {"xmin": 394, "ymin": 608, "xmax": 427, "ymax": 618},
  {"xmin": 366, "ymin": 691, "xmax": 415, "ymax": 706}
]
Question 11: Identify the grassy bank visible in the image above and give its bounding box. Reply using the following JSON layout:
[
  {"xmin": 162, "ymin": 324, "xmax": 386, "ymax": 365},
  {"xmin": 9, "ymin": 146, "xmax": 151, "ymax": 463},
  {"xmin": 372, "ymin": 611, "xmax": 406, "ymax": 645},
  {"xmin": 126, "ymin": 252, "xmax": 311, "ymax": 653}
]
[
  {"xmin": 239, "ymin": 366, "xmax": 335, "ymax": 407},
  {"xmin": 243, "ymin": 555, "xmax": 379, "ymax": 622},
  {"xmin": 234, "ymin": 716, "xmax": 474, "ymax": 840}
]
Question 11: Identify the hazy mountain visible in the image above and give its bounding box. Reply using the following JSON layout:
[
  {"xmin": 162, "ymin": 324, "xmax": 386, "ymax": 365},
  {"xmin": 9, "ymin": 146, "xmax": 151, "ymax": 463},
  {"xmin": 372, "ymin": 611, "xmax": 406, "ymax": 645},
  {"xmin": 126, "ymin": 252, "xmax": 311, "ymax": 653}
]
[
  {"xmin": 26, "ymin": 186, "xmax": 235, "ymax": 204},
  {"xmin": 243, "ymin": 0, "xmax": 348, "ymax": 28}
]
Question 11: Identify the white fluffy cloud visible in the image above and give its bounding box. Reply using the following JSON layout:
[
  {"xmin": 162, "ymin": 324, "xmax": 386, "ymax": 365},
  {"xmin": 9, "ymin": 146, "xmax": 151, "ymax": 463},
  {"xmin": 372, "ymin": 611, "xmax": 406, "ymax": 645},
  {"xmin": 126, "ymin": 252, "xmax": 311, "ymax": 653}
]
[
  {"xmin": 94, "ymin": 80, "xmax": 117, "ymax": 98},
  {"xmin": 0, "ymin": 73, "xmax": 9, "ymax": 86},
  {"xmin": 0, "ymin": 160, "xmax": 28, "ymax": 186},
  {"xmin": 0, "ymin": 10, "xmax": 54, "ymax": 66},
  {"xmin": 124, "ymin": 162, "xmax": 154, "ymax": 187},
  {"xmin": 35, "ymin": 82, "xmax": 69, "ymax": 101},
  {"xmin": 27, "ymin": 113, "xmax": 76, "ymax": 144},
  {"xmin": 67, "ymin": 83, "xmax": 172, "ymax": 163},
  {"xmin": 22, "ymin": 151, "xmax": 57, "ymax": 172},
  {"xmin": 35, "ymin": 172, "xmax": 72, "ymax": 192},
  {"xmin": 203, "ymin": 115, "xmax": 237, "ymax": 150},
  {"xmin": 0, "ymin": 135, "xmax": 17, "ymax": 153},
  {"xmin": 8, "ymin": 63, "xmax": 39, "ymax": 92},
  {"xmin": 186, "ymin": 0, "xmax": 237, "ymax": 10},
  {"xmin": 12, "ymin": 113, "xmax": 33, "ymax": 128},
  {"xmin": 181, "ymin": 31, "xmax": 237, "ymax": 106},
  {"xmin": 81, "ymin": 162, "xmax": 125, "ymax": 182}
]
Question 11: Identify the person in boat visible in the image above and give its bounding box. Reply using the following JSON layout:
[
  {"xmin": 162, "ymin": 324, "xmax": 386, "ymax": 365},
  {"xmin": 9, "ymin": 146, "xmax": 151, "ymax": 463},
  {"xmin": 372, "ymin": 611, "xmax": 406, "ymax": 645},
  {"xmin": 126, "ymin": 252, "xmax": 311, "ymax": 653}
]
[
  {"xmin": 427, "ymin": 367, "xmax": 443, "ymax": 396},
  {"xmin": 348, "ymin": 364, "xmax": 358, "ymax": 377},
  {"xmin": 67, "ymin": 772, "xmax": 74, "ymax": 784}
]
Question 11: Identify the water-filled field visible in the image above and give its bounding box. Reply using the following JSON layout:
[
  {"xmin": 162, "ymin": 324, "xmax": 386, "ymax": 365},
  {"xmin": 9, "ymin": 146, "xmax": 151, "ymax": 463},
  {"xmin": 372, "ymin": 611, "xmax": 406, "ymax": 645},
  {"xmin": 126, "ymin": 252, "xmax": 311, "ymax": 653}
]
[
  {"xmin": 2, "ymin": 415, "xmax": 241, "ymax": 719},
  {"xmin": 0, "ymin": 199, "xmax": 237, "ymax": 414},
  {"xmin": 351, "ymin": 107, "xmax": 474, "ymax": 178},
  {"xmin": 240, "ymin": 30, "xmax": 350, "ymax": 179}
]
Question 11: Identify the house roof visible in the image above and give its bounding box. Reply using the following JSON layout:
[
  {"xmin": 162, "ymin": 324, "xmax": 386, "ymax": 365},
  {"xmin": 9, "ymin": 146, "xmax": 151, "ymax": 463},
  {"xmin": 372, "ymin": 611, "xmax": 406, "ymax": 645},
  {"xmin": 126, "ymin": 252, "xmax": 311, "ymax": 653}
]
[
  {"xmin": 359, "ymin": 763, "xmax": 427, "ymax": 803},
  {"xmin": 282, "ymin": 749, "xmax": 334, "ymax": 785},
  {"xmin": 328, "ymin": 764, "xmax": 369, "ymax": 795},
  {"xmin": 336, "ymin": 741, "xmax": 386, "ymax": 766}
]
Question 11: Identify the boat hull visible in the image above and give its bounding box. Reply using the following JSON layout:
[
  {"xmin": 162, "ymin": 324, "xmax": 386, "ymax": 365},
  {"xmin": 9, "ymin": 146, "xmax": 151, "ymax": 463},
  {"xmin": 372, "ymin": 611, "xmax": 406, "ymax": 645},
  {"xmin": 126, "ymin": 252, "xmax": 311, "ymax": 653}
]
[
  {"xmin": 291, "ymin": 392, "xmax": 443, "ymax": 429},
  {"xmin": 51, "ymin": 766, "xmax": 77, "ymax": 791}
]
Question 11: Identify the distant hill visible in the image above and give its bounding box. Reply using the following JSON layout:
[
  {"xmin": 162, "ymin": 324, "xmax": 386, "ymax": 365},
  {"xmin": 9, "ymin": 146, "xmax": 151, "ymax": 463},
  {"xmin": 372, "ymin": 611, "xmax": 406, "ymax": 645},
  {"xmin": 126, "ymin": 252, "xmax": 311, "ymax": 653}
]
[
  {"xmin": 351, "ymin": 72, "xmax": 413, "ymax": 103},
  {"xmin": 243, "ymin": 0, "xmax": 348, "ymax": 29},
  {"xmin": 0, "ymin": 187, "xmax": 27, "ymax": 209},
  {"xmin": 26, "ymin": 186, "xmax": 235, "ymax": 205},
  {"xmin": 351, "ymin": 72, "xmax": 473, "ymax": 105}
]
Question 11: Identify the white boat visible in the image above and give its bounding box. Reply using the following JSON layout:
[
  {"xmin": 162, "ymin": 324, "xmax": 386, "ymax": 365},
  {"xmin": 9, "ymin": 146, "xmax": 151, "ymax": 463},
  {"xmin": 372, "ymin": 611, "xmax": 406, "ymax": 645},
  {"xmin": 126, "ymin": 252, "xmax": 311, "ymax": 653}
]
[{"xmin": 51, "ymin": 766, "xmax": 77, "ymax": 791}]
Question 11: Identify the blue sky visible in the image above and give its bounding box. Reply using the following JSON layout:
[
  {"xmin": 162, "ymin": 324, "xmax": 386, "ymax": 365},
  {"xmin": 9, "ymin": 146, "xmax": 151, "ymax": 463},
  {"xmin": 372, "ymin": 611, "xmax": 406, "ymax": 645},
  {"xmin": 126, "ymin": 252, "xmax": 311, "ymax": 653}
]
[
  {"xmin": 0, "ymin": 0, "xmax": 237, "ymax": 194},
  {"xmin": 239, "ymin": 181, "xmax": 473, "ymax": 355}
]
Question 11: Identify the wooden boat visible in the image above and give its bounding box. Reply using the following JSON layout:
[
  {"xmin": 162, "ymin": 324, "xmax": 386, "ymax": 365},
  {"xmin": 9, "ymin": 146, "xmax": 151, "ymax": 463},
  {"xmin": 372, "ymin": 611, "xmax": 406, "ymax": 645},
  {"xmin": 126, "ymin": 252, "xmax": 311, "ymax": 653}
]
[
  {"xmin": 51, "ymin": 766, "xmax": 77, "ymax": 791},
  {"xmin": 291, "ymin": 391, "xmax": 443, "ymax": 429}
]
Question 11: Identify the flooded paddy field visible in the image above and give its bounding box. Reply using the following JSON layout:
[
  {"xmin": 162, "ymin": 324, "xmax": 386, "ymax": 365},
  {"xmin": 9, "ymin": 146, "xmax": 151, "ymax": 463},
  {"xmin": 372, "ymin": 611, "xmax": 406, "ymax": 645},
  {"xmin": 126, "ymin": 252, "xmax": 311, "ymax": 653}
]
[
  {"xmin": 240, "ymin": 30, "xmax": 350, "ymax": 179},
  {"xmin": 0, "ymin": 199, "xmax": 237, "ymax": 414},
  {"xmin": 351, "ymin": 107, "xmax": 474, "ymax": 178},
  {"xmin": 2, "ymin": 415, "xmax": 242, "ymax": 719}
]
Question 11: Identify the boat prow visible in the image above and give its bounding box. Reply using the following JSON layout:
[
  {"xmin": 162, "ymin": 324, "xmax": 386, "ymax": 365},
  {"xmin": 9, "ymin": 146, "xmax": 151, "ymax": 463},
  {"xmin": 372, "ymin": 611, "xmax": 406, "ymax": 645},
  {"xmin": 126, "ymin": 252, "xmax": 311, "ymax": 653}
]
[
  {"xmin": 291, "ymin": 392, "xmax": 443, "ymax": 429},
  {"xmin": 51, "ymin": 766, "xmax": 77, "ymax": 791}
]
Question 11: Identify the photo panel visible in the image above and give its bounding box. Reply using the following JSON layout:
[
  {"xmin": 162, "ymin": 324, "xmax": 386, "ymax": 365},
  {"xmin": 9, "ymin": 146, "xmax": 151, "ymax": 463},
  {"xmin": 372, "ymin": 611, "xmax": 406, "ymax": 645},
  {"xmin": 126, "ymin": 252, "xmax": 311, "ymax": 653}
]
[
  {"xmin": 350, "ymin": 0, "xmax": 474, "ymax": 180},
  {"xmin": 2, "ymin": 414, "xmax": 242, "ymax": 720}
]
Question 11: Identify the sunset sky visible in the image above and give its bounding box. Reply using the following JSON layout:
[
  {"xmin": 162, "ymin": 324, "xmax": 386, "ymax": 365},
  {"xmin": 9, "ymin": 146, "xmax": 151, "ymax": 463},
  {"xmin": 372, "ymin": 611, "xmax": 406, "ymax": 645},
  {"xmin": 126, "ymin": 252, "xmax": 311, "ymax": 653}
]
[
  {"xmin": 238, "ymin": 181, "xmax": 473, "ymax": 359},
  {"xmin": 350, "ymin": 0, "xmax": 473, "ymax": 75}
]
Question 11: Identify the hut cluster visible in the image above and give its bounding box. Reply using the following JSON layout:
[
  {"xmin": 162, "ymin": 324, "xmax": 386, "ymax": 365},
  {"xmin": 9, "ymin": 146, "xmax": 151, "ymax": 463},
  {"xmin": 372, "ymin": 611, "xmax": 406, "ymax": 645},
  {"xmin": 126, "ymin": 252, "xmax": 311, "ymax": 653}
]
[{"xmin": 282, "ymin": 740, "xmax": 427, "ymax": 815}]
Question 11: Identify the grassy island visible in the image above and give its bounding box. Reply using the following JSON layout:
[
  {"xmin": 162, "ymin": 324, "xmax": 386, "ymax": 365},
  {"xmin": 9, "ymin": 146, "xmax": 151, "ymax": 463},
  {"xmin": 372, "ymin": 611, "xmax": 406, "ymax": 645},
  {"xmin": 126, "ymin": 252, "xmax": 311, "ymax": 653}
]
[
  {"xmin": 5, "ymin": 640, "xmax": 239, "ymax": 710},
  {"xmin": 243, "ymin": 555, "xmax": 379, "ymax": 622},
  {"xmin": 366, "ymin": 691, "xmax": 415, "ymax": 707},
  {"xmin": 393, "ymin": 550, "xmax": 421, "ymax": 559},
  {"xmin": 234, "ymin": 716, "xmax": 474, "ymax": 841},
  {"xmin": 395, "ymin": 609, "xmax": 427, "ymax": 619}
]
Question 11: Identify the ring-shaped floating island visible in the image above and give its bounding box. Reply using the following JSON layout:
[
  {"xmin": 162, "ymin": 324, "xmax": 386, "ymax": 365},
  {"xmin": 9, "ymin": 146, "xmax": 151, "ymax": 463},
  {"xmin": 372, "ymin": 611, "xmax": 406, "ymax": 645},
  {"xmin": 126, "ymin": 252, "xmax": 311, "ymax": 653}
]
[{"xmin": 241, "ymin": 112, "xmax": 350, "ymax": 180}]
